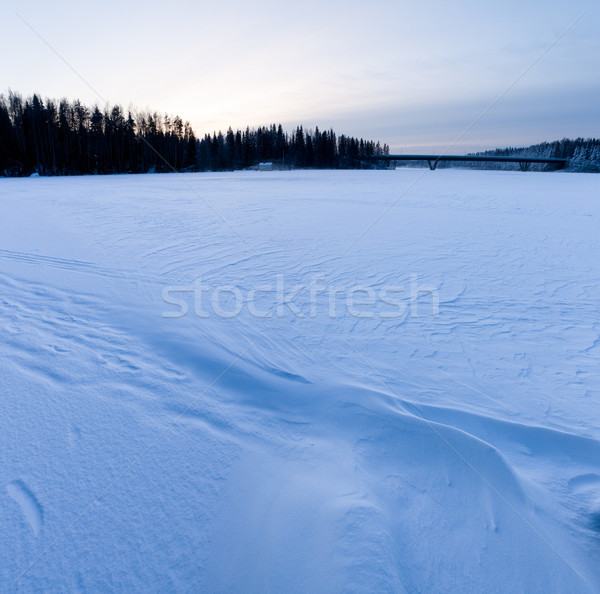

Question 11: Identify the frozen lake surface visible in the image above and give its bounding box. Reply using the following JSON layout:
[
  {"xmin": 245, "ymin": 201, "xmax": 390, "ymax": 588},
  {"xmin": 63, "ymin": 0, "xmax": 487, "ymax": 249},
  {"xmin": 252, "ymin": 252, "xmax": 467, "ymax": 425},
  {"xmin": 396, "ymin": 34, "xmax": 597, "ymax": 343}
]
[{"xmin": 1, "ymin": 169, "xmax": 599, "ymax": 592}]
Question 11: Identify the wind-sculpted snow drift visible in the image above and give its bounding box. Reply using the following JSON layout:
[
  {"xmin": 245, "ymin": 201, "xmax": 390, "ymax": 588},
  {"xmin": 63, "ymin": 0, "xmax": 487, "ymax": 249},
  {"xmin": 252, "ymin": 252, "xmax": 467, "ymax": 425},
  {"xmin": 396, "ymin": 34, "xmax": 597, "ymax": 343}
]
[{"xmin": 1, "ymin": 170, "xmax": 599, "ymax": 592}]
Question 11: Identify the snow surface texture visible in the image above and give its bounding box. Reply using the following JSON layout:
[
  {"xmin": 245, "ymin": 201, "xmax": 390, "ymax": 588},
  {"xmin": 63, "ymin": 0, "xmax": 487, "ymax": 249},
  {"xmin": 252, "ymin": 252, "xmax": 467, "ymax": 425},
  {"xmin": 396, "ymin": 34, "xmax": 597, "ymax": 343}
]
[{"xmin": 1, "ymin": 169, "xmax": 599, "ymax": 592}]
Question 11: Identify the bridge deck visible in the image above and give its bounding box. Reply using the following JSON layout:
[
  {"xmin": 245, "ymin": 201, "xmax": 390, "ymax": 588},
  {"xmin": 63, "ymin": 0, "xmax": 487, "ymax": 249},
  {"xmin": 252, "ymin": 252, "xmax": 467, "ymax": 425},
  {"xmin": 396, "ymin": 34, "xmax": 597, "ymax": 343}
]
[{"xmin": 370, "ymin": 154, "xmax": 568, "ymax": 170}]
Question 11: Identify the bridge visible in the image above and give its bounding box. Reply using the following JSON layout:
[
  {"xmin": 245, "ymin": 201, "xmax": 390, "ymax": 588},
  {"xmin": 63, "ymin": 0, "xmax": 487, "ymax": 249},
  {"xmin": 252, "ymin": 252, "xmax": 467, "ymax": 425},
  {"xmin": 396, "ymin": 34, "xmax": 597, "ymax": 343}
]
[{"xmin": 369, "ymin": 154, "xmax": 568, "ymax": 171}]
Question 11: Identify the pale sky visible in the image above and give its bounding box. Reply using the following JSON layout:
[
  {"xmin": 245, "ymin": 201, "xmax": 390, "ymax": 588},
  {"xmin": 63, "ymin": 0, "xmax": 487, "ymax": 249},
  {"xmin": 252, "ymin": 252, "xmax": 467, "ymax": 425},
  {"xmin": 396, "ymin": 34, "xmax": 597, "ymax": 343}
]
[{"xmin": 2, "ymin": 0, "xmax": 598, "ymax": 152}]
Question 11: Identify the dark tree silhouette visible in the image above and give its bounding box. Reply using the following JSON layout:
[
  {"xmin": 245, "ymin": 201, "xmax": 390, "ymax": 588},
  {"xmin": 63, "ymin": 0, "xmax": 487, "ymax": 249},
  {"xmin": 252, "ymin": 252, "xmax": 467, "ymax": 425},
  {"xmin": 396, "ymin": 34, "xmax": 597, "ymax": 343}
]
[{"xmin": 12, "ymin": 91, "xmax": 597, "ymax": 176}]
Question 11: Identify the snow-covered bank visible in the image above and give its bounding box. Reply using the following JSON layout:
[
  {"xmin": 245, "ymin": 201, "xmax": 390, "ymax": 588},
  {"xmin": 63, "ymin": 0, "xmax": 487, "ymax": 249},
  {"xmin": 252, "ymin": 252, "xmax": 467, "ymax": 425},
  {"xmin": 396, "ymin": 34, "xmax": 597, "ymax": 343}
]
[{"xmin": 1, "ymin": 169, "xmax": 599, "ymax": 591}]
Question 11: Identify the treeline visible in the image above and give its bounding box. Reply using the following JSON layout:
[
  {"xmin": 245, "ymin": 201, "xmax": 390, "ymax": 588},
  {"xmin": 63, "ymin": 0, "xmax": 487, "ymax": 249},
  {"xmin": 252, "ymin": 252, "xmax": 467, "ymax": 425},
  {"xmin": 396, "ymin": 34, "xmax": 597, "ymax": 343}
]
[
  {"xmin": 464, "ymin": 138, "xmax": 600, "ymax": 172},
  {"xmin": 0, "ymin": 92, "xmax": 389, "ymax": 176},
  {"xmin": 0, "ymin": 93, "xmax": 196, "ymax": 175},
  {"xmin": 394, "ymin": 138, "xmax": 600, "ymax": 172},
  {"xmin": 197, "ymin": 124, "xmax": 389, "ymax": 171}
]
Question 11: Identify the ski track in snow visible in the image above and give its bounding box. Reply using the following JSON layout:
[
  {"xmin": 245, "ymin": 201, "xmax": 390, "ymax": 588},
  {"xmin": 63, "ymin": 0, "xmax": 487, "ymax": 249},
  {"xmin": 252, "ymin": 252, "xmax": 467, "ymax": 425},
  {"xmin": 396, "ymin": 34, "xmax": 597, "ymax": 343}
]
[{"xmin": 1, "ymin": 169, "xmax": 599, "ymax": 592}]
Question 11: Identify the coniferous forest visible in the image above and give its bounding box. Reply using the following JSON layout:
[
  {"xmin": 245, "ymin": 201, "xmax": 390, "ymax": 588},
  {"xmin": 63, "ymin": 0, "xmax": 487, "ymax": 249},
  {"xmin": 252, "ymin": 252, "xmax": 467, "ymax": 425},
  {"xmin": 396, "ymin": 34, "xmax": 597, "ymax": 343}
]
[
  {"xmin": 1, "ymin": 91, "xmax": 598, "ymax": 176},
  {"xmin": 0, "ymin": 92, "xmax": 389, "ymax": 176},
  {"xmin": 408, "ymin": 138, "xmax": 600, "ymax": 172},
  {"xmin": 467, "ymin": 139, "xmax": 600, "ymax": 172}
]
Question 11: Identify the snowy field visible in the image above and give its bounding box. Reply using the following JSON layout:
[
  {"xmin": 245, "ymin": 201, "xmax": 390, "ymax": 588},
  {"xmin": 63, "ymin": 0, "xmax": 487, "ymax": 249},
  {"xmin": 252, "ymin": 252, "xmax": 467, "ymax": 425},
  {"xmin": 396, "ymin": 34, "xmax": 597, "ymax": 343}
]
[{"xmin": 1, "ymin": 169, "xmax": 599, "ymax": 592}]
